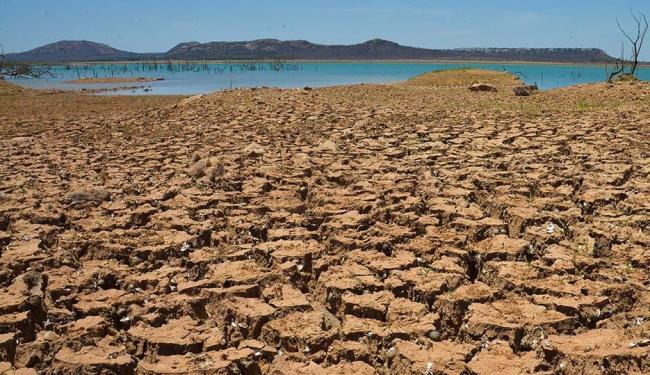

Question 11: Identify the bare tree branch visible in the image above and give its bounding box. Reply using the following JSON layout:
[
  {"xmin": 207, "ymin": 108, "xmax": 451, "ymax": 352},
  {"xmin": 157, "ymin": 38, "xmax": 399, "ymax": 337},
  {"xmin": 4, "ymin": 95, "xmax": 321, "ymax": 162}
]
[{"xmin": 615, "ymin": 10, "xmax": 648, "ymax": 77}]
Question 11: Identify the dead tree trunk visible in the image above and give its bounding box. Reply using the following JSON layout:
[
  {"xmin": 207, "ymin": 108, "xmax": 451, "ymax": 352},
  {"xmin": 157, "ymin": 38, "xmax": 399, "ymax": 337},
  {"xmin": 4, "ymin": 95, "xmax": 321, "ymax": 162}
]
[{"xmin": 608, "ymin": 43, "xmax": 628, "ymax": 82}]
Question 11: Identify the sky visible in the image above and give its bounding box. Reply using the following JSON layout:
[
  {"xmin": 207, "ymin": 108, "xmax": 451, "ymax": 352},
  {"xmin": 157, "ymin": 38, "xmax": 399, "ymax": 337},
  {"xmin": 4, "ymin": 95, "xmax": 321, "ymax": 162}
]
[{"xmin": 1, "ymin": 0, "xmax": 649, "ymax": 60}]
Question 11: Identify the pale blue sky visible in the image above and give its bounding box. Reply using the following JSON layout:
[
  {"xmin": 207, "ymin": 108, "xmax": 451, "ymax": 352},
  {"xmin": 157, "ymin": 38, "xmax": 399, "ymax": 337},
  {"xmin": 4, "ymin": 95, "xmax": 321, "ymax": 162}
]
[{"xmin": 1, "ymin": 0, "xmax": 648, "ymax": 59}]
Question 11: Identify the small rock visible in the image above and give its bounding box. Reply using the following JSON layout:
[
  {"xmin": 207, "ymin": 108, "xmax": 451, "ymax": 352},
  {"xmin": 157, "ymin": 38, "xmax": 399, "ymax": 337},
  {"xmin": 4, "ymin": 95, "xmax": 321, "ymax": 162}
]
[
  {"xmin": 317, "ymin": 140, "xmax": 338, "ymax": 152},
  {"xmin": 513, "ymin": 84, "xmax": 538, "ymax": 96},
  {"xmin": 428, "ymin": 330, "xmax": 442, "ymax": 341},
  {"xmin": 65, "ymin": 189, "xmax": 111, "ymax": 204},
  {"xmin": 243, "ymin": 142, "xmax": 265, "ymax": 157},
  {"xmin": 469, "ymin": 82, "xmax": 498, "ymax": 92},
  {"xmin": 179, "ymin": 94, "xmax": 204, "ymax": 106}
]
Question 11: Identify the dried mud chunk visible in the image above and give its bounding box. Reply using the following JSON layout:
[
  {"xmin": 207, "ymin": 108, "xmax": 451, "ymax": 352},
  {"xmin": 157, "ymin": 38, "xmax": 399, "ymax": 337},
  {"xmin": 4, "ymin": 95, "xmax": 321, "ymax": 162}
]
[
  {"xmin": 265, "ymin": 284, "xmax": 311, "ymax": 312},
  {"xmin": 389, "ymin": 340, "xmax": 475, "ymax": 375},
  {"xmin": 596, "ymin": 290, "xmax": 650, "ymax": 330},
  {"xmin": 52, "ymin": 346, "xmax": 134, "ymax": 374},
  {"xmin": 578, "ymin": 188, "xmax": 627, "ymax": 212},
  {"xmin": 0, "ymin": 312, "xmax": 35, "ymax": 341},
  {"xmin": 317, "ymin": 264, "xmax": 382, "ymax": 310},
  {"xmin": 196, "ymin": 285, "xmax": 260, "ymax": 303},
  {"xmin": 479, "ymin": 261, "xmax": 540, "ymax": 291},
  {"xmin": 60, "ymin": 315, "xmax": 108, "ymax": 341},
  {"xmin": 340, "ymin": 315, "xmax": 387, "ymax": 342},
  {"xmin": 160, "ymin": 228, "xmax": 212, "ymax": 254},
  {"xmin": 64, "ymin": 189, "xmax": 111, "ymax": 205},
  {"xmin": 472, "ymin": 235, "xmax": 531, "ymax": 262},
  {"xmin": 236, "ymin": 339, "xmax": 277, "ymax": 360},
  {"xmin": 73, "ymin": 289, "xmax": 143, "ymax": 317},
  {"xmin": 5, "ymin": 368, "xmax": 38, "ymax": 375},
  {"xmin": 462, "ymin": 298, "xmax": 574, "ymax": 346},
  {"xmin": 209, "ymin": 297, "xmax": 276, "ymax": 339},
  {"xmin": 219, "ymin": 347, "xmax": 260, "ymax": 373},
  {"xmin": 261, "ymin": 311, "xmax": 336, "ymax": 353},
  {"xmin": 0, "ymin": 232, "xmax": 10, "ymax": 247},
  {"xmin": 386, "ymin": 298, "xmax": 439, "ymax": 340},
  {"xmin": 449, "ymin": 217, "xmax": 505, "ymax": 242},
  {"xmin": 261, "ymin": 190, "xmax": 306, "ymax": 214},
  {"xmin": 427, "ymin": 256, "xmax": 466, "ymax": 275},
  {"xmin": 29, "ymin": 209, "xmax": 65, "ymax": 227},
  {"xmin": 385, "ymin": 267, "xmax": 464, "ymax": 305},
  {"xmin": 127, "ymin": 204, "xmax": 158, "ymax": 227},
  {"xmin": 256, "ymin": 240, "xmax": 320, "ymax": 272},
  {"xmin": 539, "ymin": 245, "xmax": 578, "ymax": 273},
  {"xmin": 346, "ymin": 250, "xmax": 416, "ymax": 276},
  {"xmin": 135, "ymin": 293, "xmax": 207, "ymax": 323},
  {"xmin": 326, "ymin": 340, "xmax": 372, "ymax": 365},
  {"xmin": 267, "ymin": 357, "xmax": 376, "ymax": 375},
  {"xmin": 203, "ymin": 327, "xmax": 227, "ymax": 352},
  {"xmin": 266, "ymin": 358, "xmax": 324, "ymax": 375},
  {"xmin": 434, "ymin": 282, "xmax": 499, "ymax": 338},
  {"xmin": 531, "ymin": 294, "xmax": 612, "ymax": 324},
  {"xmin": 327, "ymin": 362, "xmax": 377, "ymax": 375},
  {"xmin": 341, "ymin": 291, "xmax": 394, "ymax": 320},
  {"xmin": 541, "ymin": 329, "xmax": 650, "ymax": 375},
  {"xmin": 124, "ymin": 265, "xmax": 184, "ymax": 292},
  {"xmin": 0, "ymin": 240, "xmax": 47, "ymax": 271},
  {"xmin": 502, "ymin": 206, "xmax": 545, "ymax": 238},
  {"xmin": 325, "ymin": 210, "xmax": 371, "ymax": 233},
  {"xmin": 128, "ymin": 316, "xmax": 204, "ymax": 355},
  {"xmin": 266, "ymin": 226, "xmax": 319, "ymax": 242},
  {"xmin": 204, "ymin": 260, "xmax": 276, "ymax": 288},
  {"xmin": 13, "ymin": 331, "xmax": 60, "ymax": 369},
  {"xmin": 0, "ymin": 333, "xmax": 15, "ymax": 363},
  {"xmin": 465, "ymin": 340, "xmax": 544, "ymax": 375},
  {"xmin": 0, "ymin": 271, "xmax": 47, "ymax": 321},
  {"xmin": 136, "ymin": 352, "xmax": 239, "ymax": 375}
]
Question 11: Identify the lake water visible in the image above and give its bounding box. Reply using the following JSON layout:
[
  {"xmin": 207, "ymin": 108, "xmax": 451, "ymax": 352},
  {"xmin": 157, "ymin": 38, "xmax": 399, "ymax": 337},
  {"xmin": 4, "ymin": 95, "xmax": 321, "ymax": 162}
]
[{"xmin": 9, "ymin": 61, "xmax": 650, "ymax": 95}]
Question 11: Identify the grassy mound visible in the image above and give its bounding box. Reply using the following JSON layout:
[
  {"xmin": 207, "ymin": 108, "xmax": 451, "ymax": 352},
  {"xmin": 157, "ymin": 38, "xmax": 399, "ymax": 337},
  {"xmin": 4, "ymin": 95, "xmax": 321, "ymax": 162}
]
[{"xmin": 404, "ymin": 68, "xmax": 520, "ymax": 89}]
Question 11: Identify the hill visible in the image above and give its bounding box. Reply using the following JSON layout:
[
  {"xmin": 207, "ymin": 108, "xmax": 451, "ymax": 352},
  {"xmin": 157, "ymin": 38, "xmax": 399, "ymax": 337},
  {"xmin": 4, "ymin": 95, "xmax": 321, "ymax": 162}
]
[
  {"xmin": 6, "ymin": 39, "xmax": 615, "ymax": 63},
  {"xmin": 166, "ymin": 39, "xmax": 613, "ymax": 63},
  {"xmin": 4, "ymin": 41, "xmax": 152, "ymax": 62}
]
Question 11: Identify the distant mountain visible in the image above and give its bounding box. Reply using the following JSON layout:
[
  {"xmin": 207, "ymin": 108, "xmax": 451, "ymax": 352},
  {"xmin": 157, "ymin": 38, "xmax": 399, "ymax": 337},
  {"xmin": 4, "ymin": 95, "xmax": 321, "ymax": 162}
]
[
  {"xmin": 4, "ymin": 41, "xmax": 155, "ymax": 62},
  {"xmin": 6, "ymin": 39, "xmax": 615, "ymax": 63},
  {"xmin": 166, "ymin": 39, "xmax": 614, "ymax": 63}
]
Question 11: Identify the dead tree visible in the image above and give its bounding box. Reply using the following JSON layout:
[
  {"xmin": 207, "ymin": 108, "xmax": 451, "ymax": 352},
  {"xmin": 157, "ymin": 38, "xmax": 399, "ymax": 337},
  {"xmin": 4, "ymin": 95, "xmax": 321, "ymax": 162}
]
[
  {"xmin": 0, "ymin": 44, "xmax": 53, "ymax": 79},
  {"xmin": 616, "ymin": 10, "xmax": 648, "ymax": 76}
]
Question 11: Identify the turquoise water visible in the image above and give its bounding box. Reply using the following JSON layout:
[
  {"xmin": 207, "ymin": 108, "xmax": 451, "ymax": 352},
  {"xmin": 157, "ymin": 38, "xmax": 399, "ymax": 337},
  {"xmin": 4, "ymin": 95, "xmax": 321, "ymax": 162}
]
[{"xmin": 9, "ymin": 61, "xmax": 650, "ymax": 95}]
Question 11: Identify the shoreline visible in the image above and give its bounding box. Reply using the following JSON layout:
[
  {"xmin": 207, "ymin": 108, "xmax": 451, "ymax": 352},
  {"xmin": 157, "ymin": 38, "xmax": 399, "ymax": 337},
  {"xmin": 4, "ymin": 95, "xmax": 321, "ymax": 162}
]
[{"xmin": 30, "ymin": 59, "xmax": 650, "ymax": 68}]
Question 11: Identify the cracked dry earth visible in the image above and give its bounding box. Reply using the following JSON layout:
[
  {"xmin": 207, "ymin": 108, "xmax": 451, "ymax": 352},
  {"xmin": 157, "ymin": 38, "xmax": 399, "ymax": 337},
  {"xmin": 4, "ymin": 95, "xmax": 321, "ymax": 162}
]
[{"xmin": 0, "ymin": 70, "xmax": 649, "ymax": 375}]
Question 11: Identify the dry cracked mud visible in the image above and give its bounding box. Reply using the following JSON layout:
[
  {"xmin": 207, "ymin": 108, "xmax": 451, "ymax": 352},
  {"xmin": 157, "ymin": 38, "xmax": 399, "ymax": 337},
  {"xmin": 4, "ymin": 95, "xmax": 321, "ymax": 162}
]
[{"xmin": 0, "ymin": 70, "xmax": 649, "ymax": 374}]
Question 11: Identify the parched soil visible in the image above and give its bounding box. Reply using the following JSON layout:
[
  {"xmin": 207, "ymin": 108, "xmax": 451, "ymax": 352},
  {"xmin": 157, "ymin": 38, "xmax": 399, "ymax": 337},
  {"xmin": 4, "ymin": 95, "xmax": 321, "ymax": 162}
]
[{"xmin": 0, "ymin": 70, "xmax": 649, "ymax": 374}]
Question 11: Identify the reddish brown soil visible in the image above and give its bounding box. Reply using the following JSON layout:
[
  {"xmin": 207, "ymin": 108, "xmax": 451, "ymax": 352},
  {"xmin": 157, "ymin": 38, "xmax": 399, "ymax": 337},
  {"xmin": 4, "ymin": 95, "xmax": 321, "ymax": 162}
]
[{"xmin": 0, "ymin": 70, "xmax": 649, "ymax": 374}]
